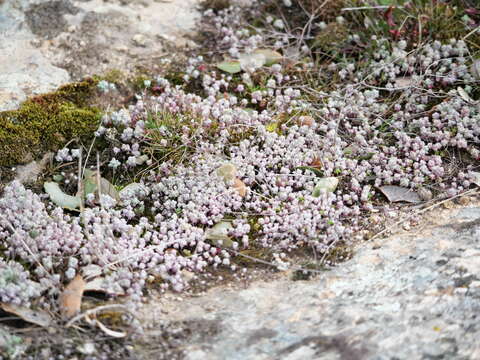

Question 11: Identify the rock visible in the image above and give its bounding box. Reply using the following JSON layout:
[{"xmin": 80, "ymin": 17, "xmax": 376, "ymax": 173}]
[
  {"xmin": 0, "ymin": 34, "xmax": 71, "ymax": 111},
  {"xmin": 139, "ymin": 206, "xmax": 480, "ymax": 359},
  {"xmin": 0, "ymin": 0, "xmax": 200, "ymax": 111},
  {"xmin": 25, "ymin": 0, "xmax": 80, "ymax": 39}
]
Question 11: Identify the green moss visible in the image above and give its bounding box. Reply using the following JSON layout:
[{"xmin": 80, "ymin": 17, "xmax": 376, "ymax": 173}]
[
  {"xmin": 311, "ymin": 22, "xmax": 349, "ymax": 54},
  {"xmin": 200, "ymin": 0, "xmax": 230, "ymax": 11},
  {"xmin": 291, "ymin": 262, "xmax": 326, "ymax": 281},
  {"xmin": 99, "ymin": 69, "xmax": 125, "ymax": 84},
  {"xmin": 130, "ymin": 74, "xmax": 152, "ymax": 92},
  {"xmin": 0, "ymin": 78, "xmax": 101, "ymax": 166}
]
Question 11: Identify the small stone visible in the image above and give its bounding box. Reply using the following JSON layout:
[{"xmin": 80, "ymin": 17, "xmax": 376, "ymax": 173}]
[
  {"xmin": 77, "ymin": 342, "xmax": 95, "ymax": 355},
  {"xmin": 435, "ymin": 258, "xmax": 448, "ymax": 266},
  {"xmin": 132, "ymin": 34, "xmax": 147, "ymax": 47},
  {"xmin": 423, "ymin": 343, "xmax": 446, "ymax": 358},
  {"xmin": 469, "ymin": 281, "xmax": 480, "ymax": 288},
  {"xmin": 30, "ymin": 38, "xmax": 42, "ymax": 47}
]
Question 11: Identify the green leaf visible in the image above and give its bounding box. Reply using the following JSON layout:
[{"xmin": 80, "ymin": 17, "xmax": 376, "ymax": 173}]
[
  {"xmin": 253, "ymin": 49, "xmax": 283, "ymax": 66},
  {"xmin": 239, "ymin": 53, "xmax": 266, "ymax": 71},
  {"xmin": 312, "ymin": 177, "xmax": 339, "ymax": 197},
  {"xmin": 358, "ymin": 152, "xmax": 375, "ymax": 161},
  {"xmin": 216, "ymin": 163, "xmax": 237, "ymax": 182},
  {"xmin": 82, "ymin": 170, "xmax": 120, "ymax": 202},
  {"xmin": 343, "ymin": 147, "xmax": 354, "ymax": 156},
  {"xmin": 376, "ymin": 0, "xmax": 395, "ymax": 5},
  {"xmin": 296, "ymin": 166, "xmax": 323, "ymax": 177},
  {"xmin": 205, "ymin": 221, "xmax": 234, "ymax": 247},
  {"xmin": 83, "ymin": 176, "xmax": 97, "ymax": 197},
  {"xmin": 119, "ymin": 183, "xmax": 147, "ymax": 198},
  {"xmin": 265, "ymin": 122, "xmax": 278, "ymax": 132},
  {"xmin": 44, "ymin": 182, "xmax": 81, "ymax": 210},
  {"xmin": 216, "ymin": 60, "xmax": 242, "ymax": 74}
]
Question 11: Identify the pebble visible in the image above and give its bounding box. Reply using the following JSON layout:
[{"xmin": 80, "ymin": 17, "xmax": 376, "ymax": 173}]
[{"xmin": 132, "ymin": 33, "xmax": 147, "ymax": 47}]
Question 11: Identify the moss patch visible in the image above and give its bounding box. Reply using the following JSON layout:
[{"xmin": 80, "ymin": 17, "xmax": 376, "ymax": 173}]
[{"xmin": 0, "ymin": 78, "xmax": 102, "ymax": 166}]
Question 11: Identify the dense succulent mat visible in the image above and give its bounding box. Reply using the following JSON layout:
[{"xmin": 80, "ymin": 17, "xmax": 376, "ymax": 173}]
[{"xmin": 0, "ymin": 0, "xmax": 479, "ymax": 357}]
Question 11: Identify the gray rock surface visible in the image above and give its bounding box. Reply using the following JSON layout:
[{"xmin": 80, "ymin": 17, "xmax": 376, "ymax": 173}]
[
  {"xmin": 141, "ymin": 205, "xmax": 480, "ymax": 360},
  {"xmin": 0, "ymin": 0, "xmax": 199, "ymax": 110}
]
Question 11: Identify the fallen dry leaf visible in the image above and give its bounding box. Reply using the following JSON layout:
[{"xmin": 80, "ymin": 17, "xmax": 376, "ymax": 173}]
[
  {"xmin": 0, "ymin": 303, "xmax": 52, "ymax": 327},
  {"xmin": 216, "ymin": 60, "xmax": 242, "ymax": 74},
  {"xmin": 457, "ymin": 87, "xmax": 477, "ymax": 104},
  {"xmin": 59, "ymin": 274, "xmax": 86, "ymax": 319},
  {"xmin": 378, "ymin": 185, "xmax": 421, "ymax": 203},
  {"xmin": 233, "ymin": 178, "xmax": 247, "ymax": 197},
  {"xmin": 15, "ymin": 152, "xmax": 53, "ymax": 184},
  {"xmin": 309, "ymin": 157, "xmax": 323, "ymax": 169},
  {"xmin": 471, "ymin": 59, "xmax": 480, "ymax": 80},
  {"xmin": 297, "ymin": 115, "xmax": 314, "ymax": 127}
]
